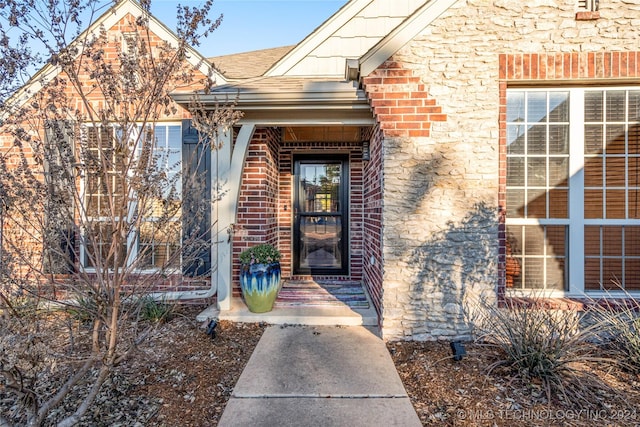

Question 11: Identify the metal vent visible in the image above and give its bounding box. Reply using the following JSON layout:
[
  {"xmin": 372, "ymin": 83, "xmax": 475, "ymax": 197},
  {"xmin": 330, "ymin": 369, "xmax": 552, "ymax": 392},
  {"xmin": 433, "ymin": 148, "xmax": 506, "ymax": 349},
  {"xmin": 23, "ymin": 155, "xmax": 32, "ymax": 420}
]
[{"xmin": 578, "ymin": 0, "xmax": 599, "ymax": 11}]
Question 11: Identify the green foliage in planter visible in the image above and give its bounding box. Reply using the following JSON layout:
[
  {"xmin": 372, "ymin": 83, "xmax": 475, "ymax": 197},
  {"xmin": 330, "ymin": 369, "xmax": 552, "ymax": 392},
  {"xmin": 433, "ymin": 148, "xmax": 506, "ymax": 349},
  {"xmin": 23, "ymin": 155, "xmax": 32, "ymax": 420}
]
[{"xmin": 239, "ymin": 243, "xmax": 281, "ymax": 265}]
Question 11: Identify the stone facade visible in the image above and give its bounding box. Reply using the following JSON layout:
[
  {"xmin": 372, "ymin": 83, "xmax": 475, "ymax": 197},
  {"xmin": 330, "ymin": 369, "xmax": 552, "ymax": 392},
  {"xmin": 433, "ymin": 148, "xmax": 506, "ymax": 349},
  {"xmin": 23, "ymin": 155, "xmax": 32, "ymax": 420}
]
[{"xmin": 371, "ymin": 0, "xmax": 640, "ymax": 340}]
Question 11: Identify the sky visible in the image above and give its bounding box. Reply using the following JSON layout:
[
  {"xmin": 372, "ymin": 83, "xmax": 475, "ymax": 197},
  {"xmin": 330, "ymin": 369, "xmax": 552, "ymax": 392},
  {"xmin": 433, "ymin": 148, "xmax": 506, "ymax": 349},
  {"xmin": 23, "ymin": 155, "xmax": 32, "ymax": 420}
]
[{"xmin": 150, "ymin": 0, "xmax": 349, "ymax": 57}]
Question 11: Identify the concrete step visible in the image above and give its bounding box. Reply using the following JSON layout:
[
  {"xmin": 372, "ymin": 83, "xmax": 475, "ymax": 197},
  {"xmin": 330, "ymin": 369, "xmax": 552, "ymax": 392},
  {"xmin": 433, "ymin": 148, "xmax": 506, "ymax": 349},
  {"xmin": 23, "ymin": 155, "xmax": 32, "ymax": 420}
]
[{"xmin": 196, "ymin": 297, "xmax": 378, "ymax": 326}]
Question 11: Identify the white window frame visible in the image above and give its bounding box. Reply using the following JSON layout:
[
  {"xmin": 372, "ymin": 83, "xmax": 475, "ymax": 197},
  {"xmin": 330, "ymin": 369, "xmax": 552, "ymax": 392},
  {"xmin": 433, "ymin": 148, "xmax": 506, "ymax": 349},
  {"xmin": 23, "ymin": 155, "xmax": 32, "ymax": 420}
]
[
  {"xmin": 506, "ymin": 86, "xmax": 640, "ymax": 299},
  {"xmin": 79, "ymin": 122, "xmax": 183, "ymax": 273}
]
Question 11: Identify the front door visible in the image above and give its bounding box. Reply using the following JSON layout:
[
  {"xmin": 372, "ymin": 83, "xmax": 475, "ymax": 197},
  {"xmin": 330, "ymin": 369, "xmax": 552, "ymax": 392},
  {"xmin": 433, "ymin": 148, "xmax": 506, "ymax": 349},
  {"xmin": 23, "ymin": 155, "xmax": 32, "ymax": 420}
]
[{"xmin": 293, "ymin": 155, "xmax": 348, "ymax": 275}]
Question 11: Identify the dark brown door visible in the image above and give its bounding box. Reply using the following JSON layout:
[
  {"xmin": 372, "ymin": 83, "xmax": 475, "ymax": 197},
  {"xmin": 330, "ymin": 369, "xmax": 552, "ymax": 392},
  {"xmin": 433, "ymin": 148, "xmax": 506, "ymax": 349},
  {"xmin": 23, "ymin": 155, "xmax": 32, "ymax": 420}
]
[{"xmin": 293, "ymin": 155, "xmax": 348, "ymax": 275}]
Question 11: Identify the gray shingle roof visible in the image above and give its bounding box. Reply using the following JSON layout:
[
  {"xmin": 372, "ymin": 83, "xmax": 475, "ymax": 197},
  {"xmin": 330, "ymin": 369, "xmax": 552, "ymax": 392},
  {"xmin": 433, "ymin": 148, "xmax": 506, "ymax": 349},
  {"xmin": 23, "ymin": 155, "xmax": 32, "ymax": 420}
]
[{"xmin": 208, "ymin": 45, "xmax": 295, "ymax": 79}]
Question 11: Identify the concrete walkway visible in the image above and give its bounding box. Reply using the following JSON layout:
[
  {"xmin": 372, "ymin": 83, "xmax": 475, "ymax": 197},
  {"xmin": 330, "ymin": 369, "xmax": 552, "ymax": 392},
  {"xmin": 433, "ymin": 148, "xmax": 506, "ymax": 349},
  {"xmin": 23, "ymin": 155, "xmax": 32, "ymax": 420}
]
[{"xmin": 218, "ymin": 325, "xmax": 422, "ymax": 427}]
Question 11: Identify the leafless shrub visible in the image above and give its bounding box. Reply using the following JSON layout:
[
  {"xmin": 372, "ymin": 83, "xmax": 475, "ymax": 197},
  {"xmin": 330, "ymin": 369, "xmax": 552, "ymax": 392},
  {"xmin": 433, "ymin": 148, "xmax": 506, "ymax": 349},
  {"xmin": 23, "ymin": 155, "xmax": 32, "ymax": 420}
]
[{"xmin": 0, "ymin": 0, "xmax": 240, "ymax": 425}]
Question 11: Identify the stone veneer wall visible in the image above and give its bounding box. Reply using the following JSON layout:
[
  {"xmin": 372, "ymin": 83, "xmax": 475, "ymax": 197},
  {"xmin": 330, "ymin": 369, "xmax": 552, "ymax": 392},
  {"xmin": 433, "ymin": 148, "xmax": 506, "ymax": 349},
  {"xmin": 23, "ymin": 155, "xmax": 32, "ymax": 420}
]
[{"xmin": 365, "ymin": 0, "xmax": 640, "ymax": 340}]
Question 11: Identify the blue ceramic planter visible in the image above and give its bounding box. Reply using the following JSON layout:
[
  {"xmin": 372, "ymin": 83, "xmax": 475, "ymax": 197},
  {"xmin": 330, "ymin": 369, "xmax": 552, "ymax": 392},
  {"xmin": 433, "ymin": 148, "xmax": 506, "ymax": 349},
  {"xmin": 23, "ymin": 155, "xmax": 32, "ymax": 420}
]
[{"xmin": 239, "ymin": 262, "xmax": 282, "ymax": 313}]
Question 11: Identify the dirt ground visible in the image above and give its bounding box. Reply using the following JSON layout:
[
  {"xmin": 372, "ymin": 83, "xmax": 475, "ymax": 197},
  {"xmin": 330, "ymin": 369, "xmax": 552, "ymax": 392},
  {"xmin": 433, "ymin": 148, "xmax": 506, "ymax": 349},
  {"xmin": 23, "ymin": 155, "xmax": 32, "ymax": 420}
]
[
  {"xmin": 3, "ymin": 305, "xmax": 640, "ymax": 426},
  {"xmin": 130, "ymin": 308, "xmax": 640, "ymax": 427},
  {"xmin": 389, "ymin": 340, "xmax": 640, "ymax": 427}
]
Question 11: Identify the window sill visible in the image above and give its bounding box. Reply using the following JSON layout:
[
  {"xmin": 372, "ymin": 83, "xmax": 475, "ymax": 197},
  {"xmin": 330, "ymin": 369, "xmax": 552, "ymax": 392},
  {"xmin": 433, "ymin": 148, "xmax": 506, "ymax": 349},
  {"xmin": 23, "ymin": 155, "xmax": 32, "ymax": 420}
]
[{"xmin": 575, "ymin": 10, "xmax": 600, "ymax": 21}]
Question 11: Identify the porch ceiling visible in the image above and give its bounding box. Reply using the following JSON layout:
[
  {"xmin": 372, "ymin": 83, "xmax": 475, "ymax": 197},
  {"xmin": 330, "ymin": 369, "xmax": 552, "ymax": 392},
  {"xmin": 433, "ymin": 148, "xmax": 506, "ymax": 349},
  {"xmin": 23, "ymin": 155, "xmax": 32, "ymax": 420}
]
[{"xmin": 171, "ymin": 77, "xmax": 375, "ymax": 126}]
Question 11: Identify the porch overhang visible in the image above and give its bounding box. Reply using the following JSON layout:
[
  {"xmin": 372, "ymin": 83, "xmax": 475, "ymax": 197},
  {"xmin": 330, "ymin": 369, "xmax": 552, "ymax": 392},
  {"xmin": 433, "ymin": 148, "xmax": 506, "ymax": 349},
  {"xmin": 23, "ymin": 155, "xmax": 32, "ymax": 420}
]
[
  {"xmin": 171, "ymin": 79, "xmax": 375, "ymax": 126},
  {"xmin": 170, "ymin": 78, "xmax": 375, "ymax": 313}
]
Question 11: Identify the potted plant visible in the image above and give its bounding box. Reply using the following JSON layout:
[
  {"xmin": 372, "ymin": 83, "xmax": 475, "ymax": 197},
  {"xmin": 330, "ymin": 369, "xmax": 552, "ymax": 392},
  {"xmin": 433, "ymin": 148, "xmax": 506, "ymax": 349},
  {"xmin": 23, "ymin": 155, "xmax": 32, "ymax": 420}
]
[{"xmin": 239, "ymin": 243, "xmax": 282, "ymax": 313}]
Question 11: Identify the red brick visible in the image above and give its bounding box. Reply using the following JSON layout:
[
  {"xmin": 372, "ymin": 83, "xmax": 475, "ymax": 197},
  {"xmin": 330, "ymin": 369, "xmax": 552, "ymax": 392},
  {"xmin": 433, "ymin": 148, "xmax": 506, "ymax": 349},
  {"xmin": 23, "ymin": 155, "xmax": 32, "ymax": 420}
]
[
  {"xmin": 499, "ymin": 54, "xmax": 507, "ymax": 79},
  {"xmin": 428, "ymin": 114, "xmax": 447, "ymax": 122},
  {"xmin": 382, "ymin": 77, "xmax": 411, "ymax": 85}
]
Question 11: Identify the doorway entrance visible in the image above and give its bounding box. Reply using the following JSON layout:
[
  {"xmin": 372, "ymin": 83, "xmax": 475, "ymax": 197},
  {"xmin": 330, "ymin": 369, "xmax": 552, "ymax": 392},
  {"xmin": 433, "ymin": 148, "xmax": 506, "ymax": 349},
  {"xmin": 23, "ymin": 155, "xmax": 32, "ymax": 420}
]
[{"xmin": 293, "ymin": 155, "xmax": 348, "ymax": 275}]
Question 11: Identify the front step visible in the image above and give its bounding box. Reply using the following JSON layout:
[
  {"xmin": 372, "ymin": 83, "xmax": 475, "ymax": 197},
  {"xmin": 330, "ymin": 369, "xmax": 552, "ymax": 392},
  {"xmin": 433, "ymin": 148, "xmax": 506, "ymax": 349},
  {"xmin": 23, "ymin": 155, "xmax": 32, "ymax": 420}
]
[
  {"xmin": 197, "ymin": 297, "xmax": 378, "ymax": 326},
  {"xmin": 197, "ymin": 279, "xmax": 378, "ymax": 326}
]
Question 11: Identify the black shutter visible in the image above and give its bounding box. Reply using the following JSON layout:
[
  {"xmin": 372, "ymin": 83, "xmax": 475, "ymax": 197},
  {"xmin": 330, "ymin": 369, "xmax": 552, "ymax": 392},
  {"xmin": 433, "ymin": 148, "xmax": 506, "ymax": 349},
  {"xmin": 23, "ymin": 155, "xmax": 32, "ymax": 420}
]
[
  {"xmin": 43, "ymin": 121, "xmax": 76, "ymax": 274},
  {"xmin": 181, "ymin": 119, "xmax": 211, "ymax": 276}
]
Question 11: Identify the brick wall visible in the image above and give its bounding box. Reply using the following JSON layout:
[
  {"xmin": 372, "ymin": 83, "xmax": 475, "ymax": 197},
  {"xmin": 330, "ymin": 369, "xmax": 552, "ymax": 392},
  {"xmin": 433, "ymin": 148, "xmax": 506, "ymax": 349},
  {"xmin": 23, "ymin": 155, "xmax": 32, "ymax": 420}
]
[
  {"xmin": 362, "ymin": 125, "xmax": 384, "ymax": 321},
  {"xmin": 362, "ymin": 62, "xmax": 446, "ymax": 138},
  {"xmin": 232, "ymin": 129, "xmax": 366, "ymax": 294}
]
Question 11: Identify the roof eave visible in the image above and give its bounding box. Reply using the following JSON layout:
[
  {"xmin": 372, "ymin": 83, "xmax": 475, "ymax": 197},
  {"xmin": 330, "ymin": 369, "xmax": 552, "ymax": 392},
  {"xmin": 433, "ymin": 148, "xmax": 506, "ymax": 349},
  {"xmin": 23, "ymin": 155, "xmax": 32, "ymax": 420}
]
[{"xmin": 171, "ymin": 89, "xmax": 375, "ymax": 126}]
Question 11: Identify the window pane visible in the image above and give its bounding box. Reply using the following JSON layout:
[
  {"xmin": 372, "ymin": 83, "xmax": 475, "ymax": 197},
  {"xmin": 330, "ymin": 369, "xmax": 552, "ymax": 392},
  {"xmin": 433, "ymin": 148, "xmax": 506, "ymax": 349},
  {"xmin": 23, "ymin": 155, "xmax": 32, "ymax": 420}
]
[
  {"xmin": 629, "ymin": 187, "xmax": 640, "ymax": 218},
  {"xmin": 584, "ymin": 124, "xmax": 604, "ymax": 154},
  {"xmin": 629, "ymin": 91, "xmax": 640, "ymax": 120},
  {"xmin": 524, "ymin": 258, "xmax": 545, "ymax": 289},
  {"xmin": 584, "ymin": 258, "xmax": 601, "ymax": 290},
  {"xmin": 625, "ymin": 259, "xmax": 640, "ymax": 290},
  {"xmin": 602, "ymin": 226, "xmax": 622, "ymax": 256},
  {"xmin": 606, "ymin": 90, "xmax": 626, "ymax": 122},
  {"xmin": 546, "ymin": 257, "xmax": 566, "ymax": 290},
  {"xmin": 527, "ymin": 92, "xmax": 548, "ymax": 123},
  {"xmin": 527, "ymin": 157, "xmax": 546, "ymax": 186},
  {"xmin": 584, "ymin": 190, "xmax": 603, "ymax": 218},
  {"xmin": 606, "ymin": 157, "xmax": 626, "ymax": 187},
  {"xmin": 606, "ymin": 189, "xmax": 626, "ymax": 219},
  {"xmin": 507, "ymin": 91, "xmax": 525, "ymax": 122},
  {"xmin": 549, "ymin": 157, "xmax": 569, "ymax": 187},
  {"xmin": 549, "ymin": 125, "xmax": 569, "ymax": 154},
  {"xmin": 584, "ymin": 158, "xmax": 603, "ymax": 186},
  {"xmin": 548, "ymin": 92, "xmax": 569, "ymax": 122},
  {"xmin": 585, "ymin": 91, "xmax": 603, "ymax": 122},
  {"xmin": 547, "ymin": 225, "xmax": 566, "ymax": 256},
  {"xmin": 527, "ymin": 125, "xmax": 547, "ymax": 154},
  {"xmin": 507, "ymin": 189, "xmax": 525, "ymax": 218},
  {"xmin": 606, "ymin": 124, "xmax": 626, "ymax": 154},
  {"xmin": 524, "ymin": 225, "xmax": 544, "ymax": 255},
  {"xmin": 507, "ymin": 125, "xmax": 525, "ymax": 154},
  {"xmin": 507, "ymin": 157, "xmax": 525, "ymax": 186},
  {"xmin": 527, "ymin": 188, "xmax": 547, "ymax": 218},
  {"xmin": 602, "ymin": 258, "xmax": 623, "ymax": 289},
  {"xmin": 629, "ymin": 124, "xmax": 640, "ymax": 155},
  {"xmin": 548, "ymin": 189, "xmax": 568, "ymax": 218}
]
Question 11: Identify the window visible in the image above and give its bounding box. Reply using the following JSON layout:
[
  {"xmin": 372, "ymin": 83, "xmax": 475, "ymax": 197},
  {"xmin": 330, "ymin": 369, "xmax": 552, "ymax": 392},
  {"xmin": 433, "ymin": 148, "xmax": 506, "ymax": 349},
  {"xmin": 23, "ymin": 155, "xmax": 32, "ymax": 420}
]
[
  {"xmin": 506, "ymin": 90, "xmax": 570, "ymax": 291},
  {"xmin": 505, "ymin": 87, "xmax": 640, "ymax": 294},
  {"xmin": 583, "ymin": 90, "xmax": 640, "ymax": 290},
  {"xmin": 81, "ymin": 123, "xmax": 182, "ymax": 271}
]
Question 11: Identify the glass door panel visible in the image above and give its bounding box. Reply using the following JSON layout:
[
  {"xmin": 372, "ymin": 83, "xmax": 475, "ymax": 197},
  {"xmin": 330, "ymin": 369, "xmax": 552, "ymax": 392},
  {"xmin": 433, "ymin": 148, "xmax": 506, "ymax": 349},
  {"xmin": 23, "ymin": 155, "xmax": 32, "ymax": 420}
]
[{"xmin": 294, "ymin": 156, "xmax": 348, "ymax": 275}]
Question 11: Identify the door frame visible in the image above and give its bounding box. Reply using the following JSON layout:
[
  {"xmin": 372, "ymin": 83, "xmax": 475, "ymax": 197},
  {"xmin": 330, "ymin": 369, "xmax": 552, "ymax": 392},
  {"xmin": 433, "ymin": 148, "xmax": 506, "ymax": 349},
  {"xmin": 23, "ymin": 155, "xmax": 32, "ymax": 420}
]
[{"xmin": 292, "ymin": 154, "xmax": 349, "ymax": 275}]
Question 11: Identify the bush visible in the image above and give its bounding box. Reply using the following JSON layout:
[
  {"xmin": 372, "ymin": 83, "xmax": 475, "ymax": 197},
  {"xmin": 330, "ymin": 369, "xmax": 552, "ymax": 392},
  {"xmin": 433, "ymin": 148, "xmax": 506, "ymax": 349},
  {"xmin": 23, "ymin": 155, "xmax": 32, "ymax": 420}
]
[
  {"xmin": 138, "ymin": 295, "xmax": 175, "ymax": 323},
  {"xmin": 472, "ymin": 297, "xmax": 612, "ymax": 406},
  {"xmin": 587, "ymin": 296, "xmax": 640, "ymax": 374}
]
